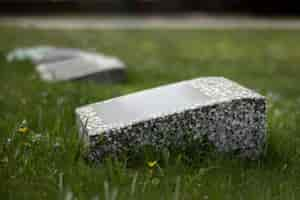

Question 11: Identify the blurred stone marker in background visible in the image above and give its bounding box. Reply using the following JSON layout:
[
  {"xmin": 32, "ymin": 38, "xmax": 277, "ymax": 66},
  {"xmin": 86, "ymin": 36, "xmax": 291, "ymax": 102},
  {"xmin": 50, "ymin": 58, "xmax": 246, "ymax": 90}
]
[
  {"xmin": 37, "ymin": 52, "xmax": 126, "ymax": 83},
  {"xmin": 75, "ymin": 77, "xmax": 266, "ymax": 162},
  {"xmin": 7, "ymin": 46, "xmax": 80, "ymax": 64},
  {"xmin": 7, "ymin": 46, "xmax": 126, "ymax": 83},
  {"xmin": 7, "ymin": 46, "xmax": 55, "ymax": 63},
  {"xmin": 30, "ymin": 48, "xmax": 80, "ymax": 64}
]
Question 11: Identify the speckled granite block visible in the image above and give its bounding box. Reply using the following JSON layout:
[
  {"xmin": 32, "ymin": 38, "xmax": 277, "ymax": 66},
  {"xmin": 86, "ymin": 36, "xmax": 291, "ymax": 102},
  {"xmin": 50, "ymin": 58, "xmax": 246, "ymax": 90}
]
[
  {"xmin": 75, "ymin": 77, "xmax": 266, "ymax": 161},
  {"xmin": 36, "ymin": 52, "xmax": 126, "ymax": 83}
]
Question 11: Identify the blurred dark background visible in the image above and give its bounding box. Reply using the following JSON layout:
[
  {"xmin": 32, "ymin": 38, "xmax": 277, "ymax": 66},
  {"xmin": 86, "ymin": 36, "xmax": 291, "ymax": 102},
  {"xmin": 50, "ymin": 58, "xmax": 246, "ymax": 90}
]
[{"xmin": 0, "ymin": 0, "xmax": 299, "ymax": 16}]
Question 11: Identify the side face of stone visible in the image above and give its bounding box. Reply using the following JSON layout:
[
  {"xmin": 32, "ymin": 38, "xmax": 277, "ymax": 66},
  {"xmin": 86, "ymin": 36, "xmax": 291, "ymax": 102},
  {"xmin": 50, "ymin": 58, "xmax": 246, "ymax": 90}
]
[
  {"xmin": 75, "ymin": 77, "xmax": 266, "ymax": 161},
  {"xmin": 36, "ymin": 53, "xmax": 125, "ymax": 82}
]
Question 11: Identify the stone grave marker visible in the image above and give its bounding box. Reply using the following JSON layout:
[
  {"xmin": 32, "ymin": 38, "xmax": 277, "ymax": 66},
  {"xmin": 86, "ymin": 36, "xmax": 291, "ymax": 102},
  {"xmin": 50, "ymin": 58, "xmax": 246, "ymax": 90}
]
[
  {"xmin": 31, "ymin": 47, "xmax": 80, "ymax": 64},
  {"xmin": 7, "ymin": 46, "xmax": 80, "ymax": 64},
  {"xmin": 7, "ymin": 46, "xmax": 54, "ymax": 62},
  {"xmin": 36, "ymin": 52, "xmax": 126, "ymax": 82},
  {"xmin": 75, "ymin": 77, "xmax": 266, "ymax": 161}
]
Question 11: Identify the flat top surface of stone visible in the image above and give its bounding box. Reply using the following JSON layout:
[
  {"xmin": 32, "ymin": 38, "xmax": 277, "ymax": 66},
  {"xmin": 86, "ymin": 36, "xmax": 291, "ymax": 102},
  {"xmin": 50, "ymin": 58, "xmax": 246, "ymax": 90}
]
[
  {"xmin": 93, "ymin": 82, "xmax": 210, "ymax": 125},
  {"xmin": 76, "ymin": 77, "xmax": 264, "ymax": 135},
  {"xmin": 6, "ymin": 46, "xmax": 54, "ymax": 62},
  {"xmin": 33, "ymin": 48, "xmax": 80, "ymax": 63},
  {"xmin": 37, "ymin": 53, "xmax": 124, "ymax": 81}
]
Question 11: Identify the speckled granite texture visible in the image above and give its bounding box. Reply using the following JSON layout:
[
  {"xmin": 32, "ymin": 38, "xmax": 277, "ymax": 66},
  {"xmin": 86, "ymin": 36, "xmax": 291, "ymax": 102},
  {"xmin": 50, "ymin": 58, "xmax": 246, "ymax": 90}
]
[{"xmin": 75, "ymin": 77, "xmax": 266, "ymax": 161}]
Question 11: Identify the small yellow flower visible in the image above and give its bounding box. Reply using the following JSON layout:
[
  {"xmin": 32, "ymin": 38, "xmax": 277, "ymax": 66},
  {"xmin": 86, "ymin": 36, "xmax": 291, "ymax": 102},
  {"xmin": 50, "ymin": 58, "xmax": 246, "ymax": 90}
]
[
  {"xmin": 147, "ymin": 160, "xmax": 158, "ymax": 168},
  {"xmin": 18, "ymin": 127, "xmax": 29, "ymax": 134}
]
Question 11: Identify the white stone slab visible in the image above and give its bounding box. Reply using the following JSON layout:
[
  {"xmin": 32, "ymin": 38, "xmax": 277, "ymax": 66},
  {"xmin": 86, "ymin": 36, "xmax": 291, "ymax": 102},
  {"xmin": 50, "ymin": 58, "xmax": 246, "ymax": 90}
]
[
  {"xmin": 7, "ymin": 46, "xmax": 54, "ymax": 62},
  {"xmin": 7, "ymin": 46, "xmax": 80, "ymax": 64},
  {"xmin": 75, "ymin": 77, "xmax": 266, "ymax": 161},
  {"xmin": 36, "ymin": 52, "xmax": 125, "ymax": 82},
  {"xmin": 31, "ymin": 48, "xmax": 80, "ymax": 64}
]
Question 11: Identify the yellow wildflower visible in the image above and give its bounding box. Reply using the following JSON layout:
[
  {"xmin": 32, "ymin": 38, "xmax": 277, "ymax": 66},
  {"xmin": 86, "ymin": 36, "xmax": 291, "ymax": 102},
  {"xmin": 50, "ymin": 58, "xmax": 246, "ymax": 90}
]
[
  {"xmin": 147, "ymin": 160, "xmax": 158, "ymax": 168},
  {"xmin": 18, "ymin": 127, "xmax": 29, "ymax": 134}
]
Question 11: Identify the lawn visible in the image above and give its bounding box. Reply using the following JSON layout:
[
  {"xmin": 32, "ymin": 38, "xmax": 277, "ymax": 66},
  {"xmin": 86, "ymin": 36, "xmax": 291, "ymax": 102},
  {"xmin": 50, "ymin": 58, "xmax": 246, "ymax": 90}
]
[{"xmin": 1, "ymin": 27, "xmax": 300, "ymax": 200}]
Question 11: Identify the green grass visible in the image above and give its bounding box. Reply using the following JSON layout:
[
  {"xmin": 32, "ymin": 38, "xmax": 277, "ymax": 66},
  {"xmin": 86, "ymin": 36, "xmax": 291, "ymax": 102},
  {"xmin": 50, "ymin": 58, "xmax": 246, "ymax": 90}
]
[{"xmin": 1, "ymin": 26, "xmax": 300, "ymax": 200}]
